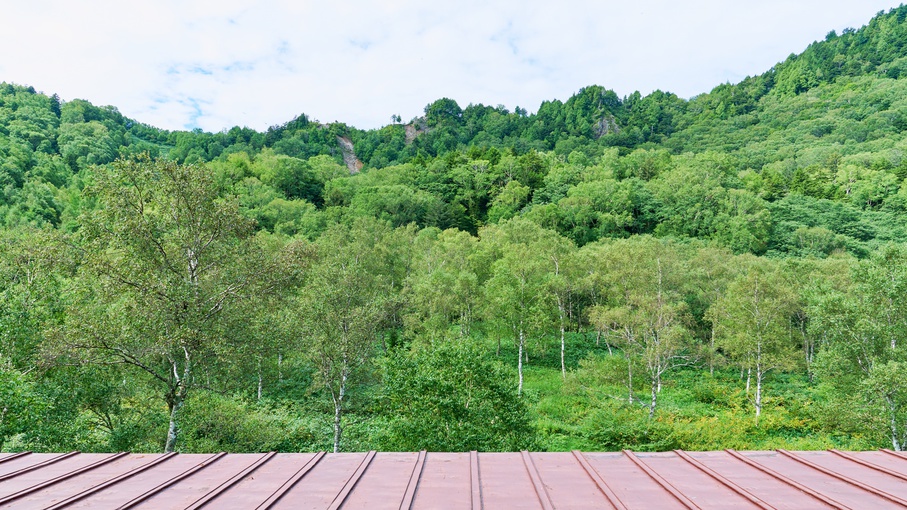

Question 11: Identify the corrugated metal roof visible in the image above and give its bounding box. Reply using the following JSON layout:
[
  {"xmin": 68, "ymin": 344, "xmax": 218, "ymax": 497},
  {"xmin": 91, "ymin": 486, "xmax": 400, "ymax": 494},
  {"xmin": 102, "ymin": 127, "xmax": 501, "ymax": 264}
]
[{"xmin": 0, "ymin": 449, "xmax": 905, "ymax": 509}]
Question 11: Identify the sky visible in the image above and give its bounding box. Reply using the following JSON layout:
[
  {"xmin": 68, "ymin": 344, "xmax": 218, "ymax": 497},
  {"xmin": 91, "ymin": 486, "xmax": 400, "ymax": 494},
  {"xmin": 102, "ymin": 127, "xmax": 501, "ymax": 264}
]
[{"xmin": 0, "ymin": 1, "xmax": 901, "ymax": 132}]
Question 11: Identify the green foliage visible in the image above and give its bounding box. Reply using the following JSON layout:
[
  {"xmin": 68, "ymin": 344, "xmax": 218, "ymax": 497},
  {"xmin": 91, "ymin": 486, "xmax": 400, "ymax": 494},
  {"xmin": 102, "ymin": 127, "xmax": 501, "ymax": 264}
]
[
  {"xmin": 0, "ymin": 362, "xmax": 42, "ymax": 451},
  {"xmin": 179, "ymin": 392, "xmax": 321, "ymax": 453},
  {"xmin": 377, "ymin": 341, "xmax": 536, "ymax": 451}
]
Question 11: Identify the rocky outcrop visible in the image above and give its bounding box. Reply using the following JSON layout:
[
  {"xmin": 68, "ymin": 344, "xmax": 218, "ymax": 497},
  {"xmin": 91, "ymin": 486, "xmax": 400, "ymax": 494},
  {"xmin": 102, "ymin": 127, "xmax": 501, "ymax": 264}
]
[{"xmin": 337, "ymin": 136, "xmax": 363, "ymax": 174}]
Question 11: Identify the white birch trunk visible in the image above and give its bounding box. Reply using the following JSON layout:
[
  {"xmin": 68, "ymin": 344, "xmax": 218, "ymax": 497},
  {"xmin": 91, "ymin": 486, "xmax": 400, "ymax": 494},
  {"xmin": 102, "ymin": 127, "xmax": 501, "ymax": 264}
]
[
  {"xmin": 627, "ymin": 359, "xmax": 634, "ymax": 404},
  {"xmin": 887, "ymin": 396, "xmax": 901, "ymax": 451},
  {"xmin": 518, "ymin": 326, "xmax": 524, "ymax": 396},
  {"xmin": 649, "ymin": 377, "xmax": 657, "ymax": 419},
  {"xmin": 165, "ymin": 396, "xmax": 183, "ymax": 453},
  {"xmin": 165, "ymin": 354, "xmax": 191, "ymax": 453},
  {"xmin": 710, "ymin": 325, "xmax": 716, "ymax": 375},
  {"xmin": 755, "ymin": 365, "xmax": 763, "ymax": 418},
  {"xmin": 332, "ymin": 369, "xmax": 348, "ymax": 453},
  {"xmin": 559, "ymin": 307, "xmax": 566, "ymax": 381},
  {"xmin": 257, "ymin": 357, "xmax": 263, "ymax": 401}
]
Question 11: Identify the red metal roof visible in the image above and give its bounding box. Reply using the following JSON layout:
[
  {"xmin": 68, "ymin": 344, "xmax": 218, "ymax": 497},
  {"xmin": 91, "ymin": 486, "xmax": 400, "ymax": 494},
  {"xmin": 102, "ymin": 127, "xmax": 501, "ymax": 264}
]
[{"xmin": 1, "ymin": 449, "xmax": 906, "ymax": 508}]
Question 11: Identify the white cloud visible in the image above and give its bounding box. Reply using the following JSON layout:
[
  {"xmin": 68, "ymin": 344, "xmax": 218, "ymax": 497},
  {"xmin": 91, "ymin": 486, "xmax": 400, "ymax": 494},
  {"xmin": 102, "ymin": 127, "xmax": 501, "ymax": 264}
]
[{"xmin": 0, "ymin": 1, "xmax": 900, "ymax": 131}]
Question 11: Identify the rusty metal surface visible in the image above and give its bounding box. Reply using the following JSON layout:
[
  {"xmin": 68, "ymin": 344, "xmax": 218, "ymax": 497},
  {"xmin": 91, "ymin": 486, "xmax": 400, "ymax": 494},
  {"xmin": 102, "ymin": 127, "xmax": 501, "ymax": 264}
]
[{"xmin": 0, "ymin": 450, "xmax": 905, "ymax": 509}]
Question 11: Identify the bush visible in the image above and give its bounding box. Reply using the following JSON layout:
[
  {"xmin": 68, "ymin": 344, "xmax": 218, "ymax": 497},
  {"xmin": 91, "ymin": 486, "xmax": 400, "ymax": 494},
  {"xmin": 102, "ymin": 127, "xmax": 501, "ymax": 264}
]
[{"xmin": 376, "ymin": 341, "xmax": 537, "ymax": 451}]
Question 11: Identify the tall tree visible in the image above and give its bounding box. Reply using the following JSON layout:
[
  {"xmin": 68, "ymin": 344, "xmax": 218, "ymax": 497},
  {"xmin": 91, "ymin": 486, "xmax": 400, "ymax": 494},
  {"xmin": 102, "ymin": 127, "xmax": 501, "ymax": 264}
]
[
  {"xmin": 810, "ymin": 244, "xmax": 907, "ymax": 449},
  {"xmin": 297, "ymin": 219, "xmax": 392, "ymax": 452},
  {"xmin": 404, "ymin": 228, "xmax": 483, "ymax": 342},
  {"xmin": 482, "ymin": 218, "xmax": 555, "ymax": 395},
  {"xmin": 689, "ymin": 246, "xmax": 738, "ymax": 374},
  {"xmin": 587, "ymin": 237, "xmax": 692, "ymax": 418},
  {"xmin": 58, "ymin": 156, "xmax": 298, "ymax": 452},
  {"xmin": 709, "ymin": 257, "xmax": 798, "ymax": 418}
]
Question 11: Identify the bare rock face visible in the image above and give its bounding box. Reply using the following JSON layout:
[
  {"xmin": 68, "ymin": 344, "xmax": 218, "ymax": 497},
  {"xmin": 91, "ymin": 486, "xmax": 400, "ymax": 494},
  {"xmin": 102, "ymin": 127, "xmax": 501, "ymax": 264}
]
[
  {"xmin": 593, "ymin": 115, "xmax": 620, "ymax": 138},
  {"xmin": 404, "ymin": 124, "xmax": 418, "ymax": 145},
  {"xmin": 336, "ymin": 136, "xmax": 364, "ymax": 174}
]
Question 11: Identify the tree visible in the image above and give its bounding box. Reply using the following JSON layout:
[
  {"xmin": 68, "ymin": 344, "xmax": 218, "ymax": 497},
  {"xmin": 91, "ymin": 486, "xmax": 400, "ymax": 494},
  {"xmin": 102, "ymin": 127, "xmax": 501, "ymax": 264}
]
[
  {"xmin": 482, "ymin": 218, "xmax": 555, "ymax": 395},
  {"xmin": 543, "ymin": 232, "xmax": 577, "ymax": 380},
  {"xmin": 59, "ymin": 156, "xmax": 298, "ymax": 452},
  {"xmin": 404, "ymin": 228, "xmax": 483, "ymax": 342},
  {"xmin": 297, "ymin": 219, "xmax": 392, "ymax": 452},
  {"xmin": 689, "ymin": 246, "xmax": 738, "ymax": 374},
  {"xmin": 862, "ymin": 360, "xmax": 907, "ymax": 450},
  {"xmin": 809, "ymin": 244, "xmax": 907, "ymax": 449},
  {"xmin": 0, "ymin": 359, "xmax": 41, "ymax": 451},
  {"xmin": 0, "ymin": 228, "xmax": 70, "ymax": 370},
  {"xmin": 709, "ymin": 258, "xmax": 798, "ymax": 418},
  {"xmin": 587, "ymin": 237, "xmax": 692, "ymax": 418}
]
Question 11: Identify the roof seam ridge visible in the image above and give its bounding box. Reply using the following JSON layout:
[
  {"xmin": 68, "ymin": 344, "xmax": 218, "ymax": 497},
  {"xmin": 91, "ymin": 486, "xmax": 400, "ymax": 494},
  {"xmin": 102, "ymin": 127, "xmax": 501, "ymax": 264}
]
[
  {"xmin": 829, "ymin": 449, "xmax": 907, "ymax": 482},
  {"xmin": 327, "ymin": 450, "xmax": 377, "ymax": 510},
  {"xmin": 45, "ymin": 452, "xmax": 179, "ymax": 510},
  {"xmin": 724, "ymin": 449, "xmax": 850, "ymax": 510},
  {"xmin": 622, "ymin": 450, "xmax": 701, "ymax": 510},
  {"xmin": 470, "ymin": 450, "xmax": 482, "ymax": 510},
  {"xmin": 119, "ymin": 452, "xmax": 228, "ymax": 509},
  {"xmin": 571, "ymin": 450, "xmax": 627, "ymax": 510},
  {"xmin": 0, "ymin": 451, "xmax": 31, "ymax": 466},
  {"xmin": 777, "ymin": 449, "xmax": 907, "ymax": 507},
  {"xmin": 186, "ymin": 451, "xmax": 277, "ymax": 510},
  {"xmin": 256, "ymin": 451, "xmax": 325, "ymax": 510},
  {"xmin": 520, "ymin": 451, "xmax": 555, "ymax": 510},
  {"xmin": 398, "ymin": 450, "xmax": 427, "ymax": 510},
  {"xmin": 0, "ymin": 451, "xmax": 79, "ymax": 482},
  {"xmin": 0, "ymin": 451, "xmax": 129, "ymax": 506},
  {"xmin": 673, "ymin": 449, "xmax": 775, "ymax": 510}
]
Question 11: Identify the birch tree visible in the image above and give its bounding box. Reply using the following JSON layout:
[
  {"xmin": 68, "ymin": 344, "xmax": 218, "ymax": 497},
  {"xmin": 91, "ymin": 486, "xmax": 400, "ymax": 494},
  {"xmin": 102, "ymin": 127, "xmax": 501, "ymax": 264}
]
[
  {"xmin": 545, "ymin": 234, "xmax": 578, "ymax": 380},
  {"xmin": 59, "ymin": 156, "xmax": 296, "ymax": 452},
  {"xmin": 809, "ymin": 244, "xmax": 907, "ymax": 449},
  {"xmin": 482, "ymin": 218, "xmax": 555, "ymax": 396},
  {"xmin": 710, "ymin": 258, "xmax": 798, "ymax": 419},
  {"xmin": 862, "ymin": 360, "xmax": 907, "ymax": 451},
  {"xmin": 404, "ymin": 228, "xmax": 482, "ymax": 343},
  {"xmin": 298, "ymin": 219, "xmax": 391, "ymax": 452},
  {"xmin": 689, "ymin": 246, "xmax": 737, "ymax": 374},
  {"xmin": 587, "ymin": 237, "xmax": 692, "ymax": 418}
]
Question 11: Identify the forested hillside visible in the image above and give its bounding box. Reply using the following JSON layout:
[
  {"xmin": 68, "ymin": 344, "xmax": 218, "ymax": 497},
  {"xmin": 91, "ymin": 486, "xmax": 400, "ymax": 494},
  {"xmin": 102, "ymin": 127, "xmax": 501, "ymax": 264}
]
[{"xmin": 4, "ymin": 6, "xmax": 907, "ymax": 454}]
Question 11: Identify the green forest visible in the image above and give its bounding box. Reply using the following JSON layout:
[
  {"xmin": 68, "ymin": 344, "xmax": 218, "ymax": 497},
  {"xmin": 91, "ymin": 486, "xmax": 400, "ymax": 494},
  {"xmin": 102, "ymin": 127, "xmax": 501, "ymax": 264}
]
[{"xmin": 5, "ymin": 7, "xmax": 907, "ymax": 454}]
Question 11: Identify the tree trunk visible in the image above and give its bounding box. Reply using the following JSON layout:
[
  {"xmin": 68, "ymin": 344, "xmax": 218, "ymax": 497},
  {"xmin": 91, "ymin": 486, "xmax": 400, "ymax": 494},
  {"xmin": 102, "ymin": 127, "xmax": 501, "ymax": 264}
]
[
  {"xmin": 648, "ymin": 377, "xmax": 657, "ymax": 419},
  {"xmin": 518, "ymin": 326, "xmax": 524, "ymax": 396},
  {"xmin": 165, "ymin": 395, "xmax": 183, "ymax": 453},
  {"xmin": 332, "ymin": 371, "xmax": 348, "ymax": 453},
  {"xmin": 887, "ymin": 395, "xmax": 901, "ymax": 451},
  {"xmin": 560, "ymin": 308, "xmax": 566, "ymax": 381},
  {"xmin": 710, "ymin": 325, "xmax": 716, "ymax": 375},
  {"xmin": 754, "ymin": 366, "xmax": 763, "ymax": 419},
  {"xmin": 165, "ymin": 356, "xmax": 190, "ymax": 453},
  {"xmin": 627, "ymin": 359, "xmax": 634, "ymax": 404},
  {"xmin": 257, "ymin": 357, "xmax": 263, "ymax": 401}
]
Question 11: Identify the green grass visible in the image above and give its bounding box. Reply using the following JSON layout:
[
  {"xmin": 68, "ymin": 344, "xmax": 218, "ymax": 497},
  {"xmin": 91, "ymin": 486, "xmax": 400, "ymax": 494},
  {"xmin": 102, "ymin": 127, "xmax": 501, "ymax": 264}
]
[{"xmin": 516, "ymin": 358, "xmax": 876, "ymax": 452}]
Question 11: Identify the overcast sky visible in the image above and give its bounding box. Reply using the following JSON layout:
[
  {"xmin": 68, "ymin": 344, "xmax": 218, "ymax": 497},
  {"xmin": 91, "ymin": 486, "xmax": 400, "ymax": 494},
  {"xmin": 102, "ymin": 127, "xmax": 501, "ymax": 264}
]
[{"xmin": 0, "ymin": 1, "xmax": 901, "ymax": 132}]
